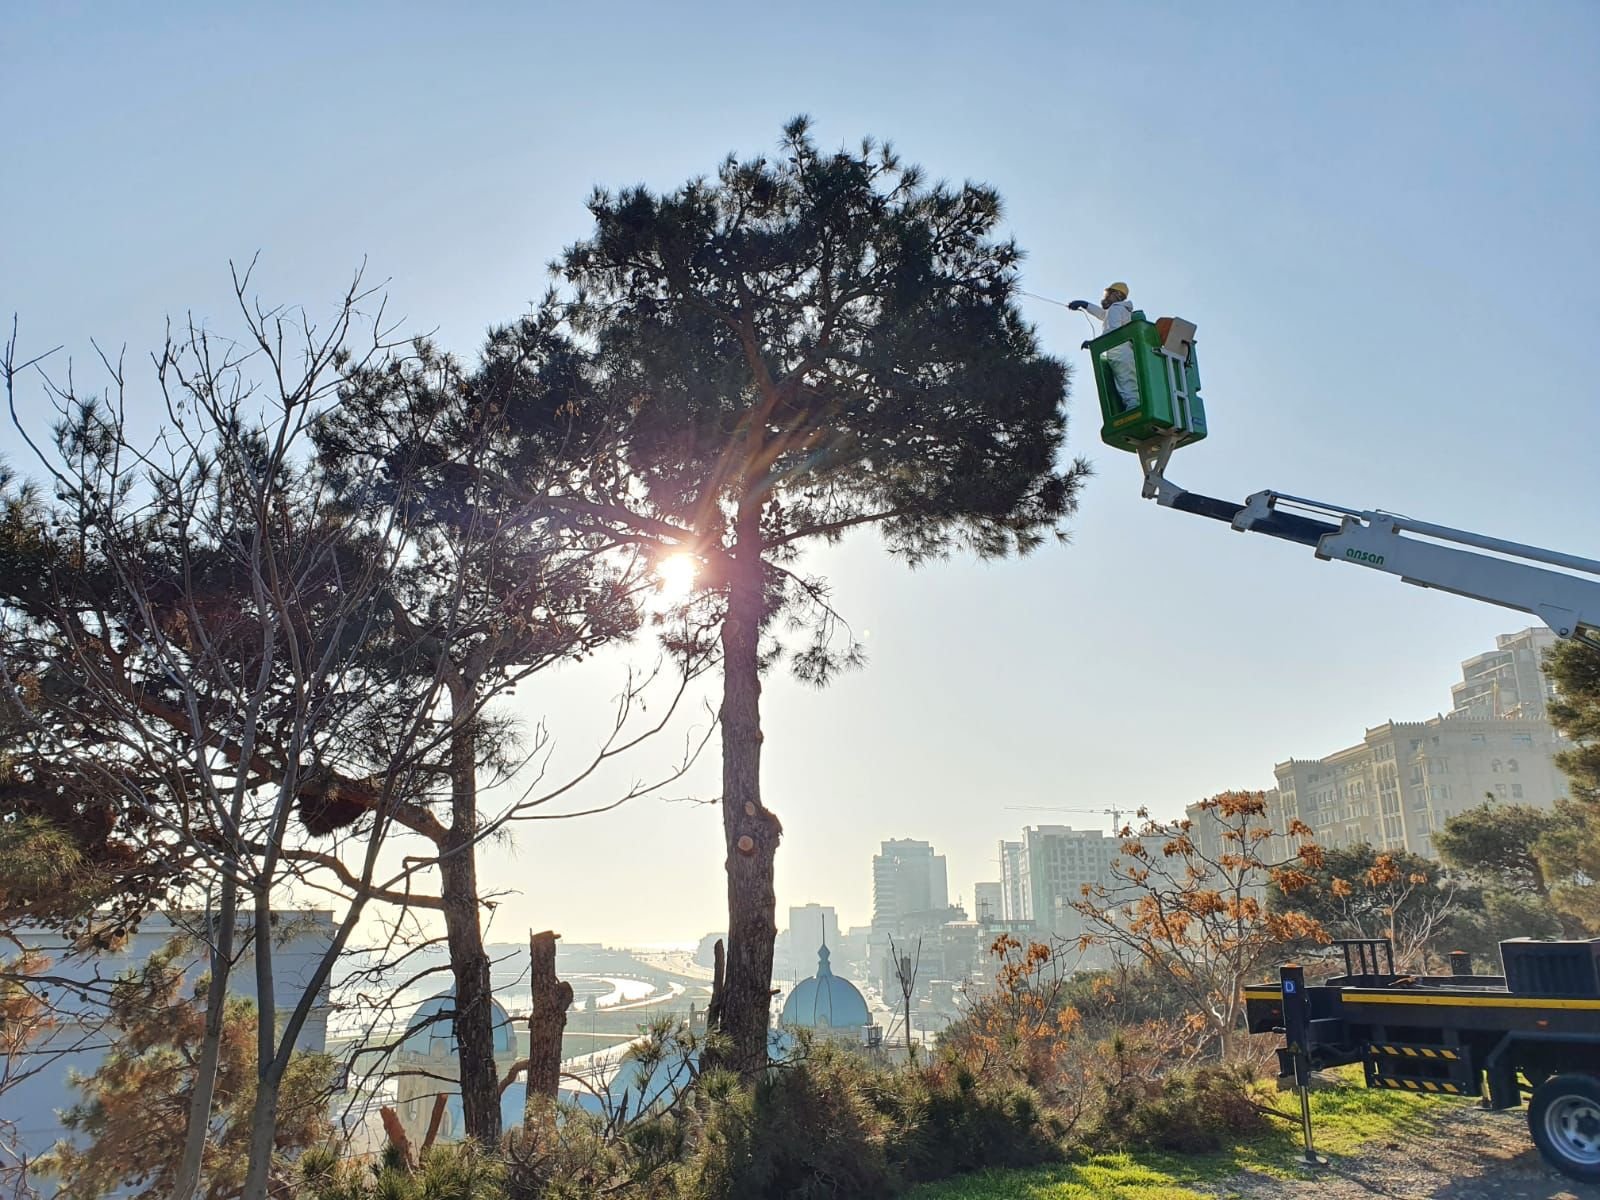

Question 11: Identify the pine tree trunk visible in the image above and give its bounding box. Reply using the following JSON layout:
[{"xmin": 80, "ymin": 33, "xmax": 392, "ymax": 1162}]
[
  {"xmin": 524, "ymin": 930, "xmax": 573, "ymax": 1130},
  {"xmin": 442, "ymin": 717, "xmax": 503, "ymax": 1145},
  {"xmin": 712, "ymin": 521, "xmax": 781, "ymax": 1079}
]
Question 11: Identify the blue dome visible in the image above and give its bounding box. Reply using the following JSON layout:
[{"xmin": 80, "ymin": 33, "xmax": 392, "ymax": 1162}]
[
  {"xmin": 781, "ymin": 945, "xmax": 870, "ymax": 1030},
  {"xmin": 402, "ymin": 990, "xmax": 516, "ymax": 1056}
]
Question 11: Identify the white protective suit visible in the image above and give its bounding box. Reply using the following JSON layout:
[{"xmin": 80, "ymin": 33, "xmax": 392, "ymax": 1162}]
[{"xmin": 1083, "ymin": 297, "xmax": 1139, "ymax": 412}]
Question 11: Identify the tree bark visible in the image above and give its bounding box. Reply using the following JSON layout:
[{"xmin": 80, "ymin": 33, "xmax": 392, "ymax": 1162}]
[
  {"xmin": 705, "ymin": 937, "xmax": 726, "ymax": 1032},
  {"xmin": 171, "ymin": 882, "xmax": 237, "ymax": 1200},
  {"xmin": 711, "ymin": 516, "xmax": 781, "ymax": 1079},
  {"xmin": 422, "ymin": 1093, "xmax": 449, "ymax": 1150},
  {"xmin": 441, "ymin": 717, "xmax": 503, "ymax": 1145},
  {"xmin": 524, "ymin": 929, "xmax": 573, "ymax": 1127},
  {"xmin": 241, "ymin": 899, "xmax": 283, "ymax": 1200},
  {"xmin": 379, "ymin": 1106, "xmax": 416, "ymax": 1170}
]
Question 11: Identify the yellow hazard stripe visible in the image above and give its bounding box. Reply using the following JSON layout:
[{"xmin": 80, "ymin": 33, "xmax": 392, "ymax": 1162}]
[
  {"xmin": 1373, "ymin": 1045, "xmax": 1458, "ymax": 1060},
  {"xmin": 1245, "ymin": 984, "xmax": 1600, "ymax": 1011},
  {"xmin": 1344, "ymin": 992, "xmax": 1600, "ymax": 1011},
  {"xmin": 1371, "ymin": 1077, "xmax": 1463, "ymax": 1094}
]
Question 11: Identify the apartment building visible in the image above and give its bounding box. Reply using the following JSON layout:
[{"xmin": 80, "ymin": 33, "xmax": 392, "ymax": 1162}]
[
  {"xmin": 1273, "ymin": 714, "xmax": 1567, "ymax": 858},
  {"xmin": 871, "ymin": 839, "xmax": 949, "ymax": 931},
  {"xmin": 1451, "ymin": 627, "xmax": 1559, "ymax": 721}
]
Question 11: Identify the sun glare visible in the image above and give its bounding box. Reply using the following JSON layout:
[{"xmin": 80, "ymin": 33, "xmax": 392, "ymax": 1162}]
[{"xmin": 655, "ymin": 552, "xmax": 700, "ymax": 600}]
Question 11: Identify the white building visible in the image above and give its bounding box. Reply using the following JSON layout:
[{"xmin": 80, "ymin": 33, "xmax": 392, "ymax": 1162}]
[
  {"xmin": 392, "ymin": 991, "xmax": 523, "ymax": 1146},
  {"xmin": 787, "ymin": 904, "xmax": 841, "ymax": 963},
  {"xmin": 3, "ymin": 911, "xmax": 335, "ymax": 1197},
  {"xmin": 997, "ymin": 840, "xmax": 1027, "ymax": 923},
  {"xmin": 1183, "ymin": 630, "xmax": 1575, "ymax": 864},
  {"xmin": 870, "ymin": 839, "xmax": 948, "ymax": 931},
  {"xmin": 1015, "ymin": 825, "xmax": 1127, "ymax": 938}
]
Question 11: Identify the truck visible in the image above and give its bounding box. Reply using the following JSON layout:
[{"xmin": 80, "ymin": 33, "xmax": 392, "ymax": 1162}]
[{"xmin": 1244, "ymin": 937, "xmax": 1600, "ymax": 1182}]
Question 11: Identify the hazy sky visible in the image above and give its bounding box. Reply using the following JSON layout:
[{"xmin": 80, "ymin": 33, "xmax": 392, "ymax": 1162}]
[{"xmin": 5, "ymin": 2, "xmax": 1597, "ymax": 943}]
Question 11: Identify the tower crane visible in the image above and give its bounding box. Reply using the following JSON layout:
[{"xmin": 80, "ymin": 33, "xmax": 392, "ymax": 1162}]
[{"xmin": 1082, "ymin": 312, "xmax": 1600, "ymax": 650}]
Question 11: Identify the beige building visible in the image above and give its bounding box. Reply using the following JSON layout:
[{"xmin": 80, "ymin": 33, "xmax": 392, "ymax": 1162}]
[
  {"xmin": 1272, "ymin": 714, "xmax": 1568, "ymax": 858},
  {"xmin": 1451, "ymin": 627, "xmax": 1559, "ymax": 721},
  {"xmin": 1185, "ymin": 629, "xmax": 1573, "ymax": 866}
]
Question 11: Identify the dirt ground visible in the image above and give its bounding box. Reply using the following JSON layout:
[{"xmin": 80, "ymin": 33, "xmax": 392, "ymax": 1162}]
[{"xmin": 1219, "ymin": 1100, "xmax": 1600, "ymax": 1200}]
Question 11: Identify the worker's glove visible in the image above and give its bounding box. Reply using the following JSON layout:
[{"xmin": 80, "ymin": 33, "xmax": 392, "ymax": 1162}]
[{"xmin": 1066, "ymin": 300, "xmax": 1086, "ymax": 311}]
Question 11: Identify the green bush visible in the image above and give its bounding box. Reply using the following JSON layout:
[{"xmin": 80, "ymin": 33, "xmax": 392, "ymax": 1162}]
[
  {"xmin": 297, "ymin": 1036, "xmax": 1272, "ymax": 1199},
  {"xmin": 673, "ymin": 1050, "xmax": 897, "ymax": 1200},
  {"xmin": 875, "ymin": 1061, "xmax": 1062, "ymax": 1183},
  {"xmin": 299, "ymin": 1142, "xmax": 503, "ymax": 1200},
  {"xmin": 1087, "ymin": 1062, "xmax": 1270, "ymax": 1154}
]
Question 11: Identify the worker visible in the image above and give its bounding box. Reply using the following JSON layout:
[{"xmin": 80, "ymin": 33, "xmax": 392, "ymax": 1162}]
[{"xmin": 1069, "ymin": 283, "xmax": 1138, "ymax": 412}]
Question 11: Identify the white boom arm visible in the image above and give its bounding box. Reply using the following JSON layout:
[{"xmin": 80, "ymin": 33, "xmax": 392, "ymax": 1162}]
[{"xmin": 1145, "ymin": 469, "xmax": 1600, "ymax": 650}]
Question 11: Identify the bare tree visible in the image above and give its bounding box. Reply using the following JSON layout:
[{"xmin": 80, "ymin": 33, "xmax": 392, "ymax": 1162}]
[
  {"xmin": 2, "ymin": 270, "xmax": 453, "ymax": 1198},
  {"xmin": 887, "ymin": 934, "xmax": 921, "ymax": 1063}
]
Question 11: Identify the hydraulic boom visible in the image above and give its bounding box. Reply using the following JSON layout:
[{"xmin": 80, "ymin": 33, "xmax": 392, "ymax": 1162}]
[{"xmin": 1142, "ymin": 467, "xmax": 1600, "ymax": 652}]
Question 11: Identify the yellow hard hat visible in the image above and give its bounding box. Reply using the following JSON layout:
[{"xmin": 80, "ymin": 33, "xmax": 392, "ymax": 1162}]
[{"xmin": 1106, "ymin": 281, "xmax": 1129, "ymax": 298}]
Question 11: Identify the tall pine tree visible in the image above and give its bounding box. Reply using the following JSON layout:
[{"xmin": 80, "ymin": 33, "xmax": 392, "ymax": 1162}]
[{"xmin": 503, "ymin": 119, "xmax": 1087, "ymax": 1073}]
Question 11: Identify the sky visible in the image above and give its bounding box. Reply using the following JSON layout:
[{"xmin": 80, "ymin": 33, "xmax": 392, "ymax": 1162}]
[{"xmin": 5, "ymin": 1, "xmax": 1598, "ymax": 944}]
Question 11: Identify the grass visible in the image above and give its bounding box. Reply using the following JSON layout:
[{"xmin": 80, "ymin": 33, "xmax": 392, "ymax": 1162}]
[{"xmin": 904, "ymin": 1071, "xmax": 1442, "ymax": 1200}]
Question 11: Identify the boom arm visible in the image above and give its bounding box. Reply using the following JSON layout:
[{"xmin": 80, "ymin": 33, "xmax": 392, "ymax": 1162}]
[{"xmin": 1145, "ymin": 468, "xmax": 1600, "ymax": 650}]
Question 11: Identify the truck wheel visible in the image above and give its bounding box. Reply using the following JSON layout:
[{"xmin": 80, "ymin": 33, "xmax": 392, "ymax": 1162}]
[{"xmin": 1529, "ymin": 1073, "xmax": 1600, "ymax": 1184}]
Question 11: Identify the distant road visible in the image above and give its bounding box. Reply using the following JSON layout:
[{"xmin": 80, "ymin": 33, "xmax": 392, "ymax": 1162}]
[{"xmin": 632, "ymin": 949, "xmax": 716, "ymax": 983}]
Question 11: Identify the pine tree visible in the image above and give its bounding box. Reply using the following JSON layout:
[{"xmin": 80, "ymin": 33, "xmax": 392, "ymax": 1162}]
[
  {"xmin": 1542, "ymin": 640, "xmax": 1600, "ymax": 931},
  {"xmin": 42, "ymin": 940, "xmax": 334, "ymax": 1200},
  {"xmin": 507, "ymin": 119, "xmax": 1087, "ymax": 1074}
]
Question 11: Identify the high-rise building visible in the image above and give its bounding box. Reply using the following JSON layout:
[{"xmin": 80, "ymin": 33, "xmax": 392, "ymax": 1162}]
[
  {"xmin": 998, "ymin": 840, "xmax": 1026, "ymax": 922},
  {"xmin": 1451, "ymin": 627, "xmax": 1559, "ymax": 721},
  {"xmin": 788, "ymin": 903, "xmax": 841, "ymax": 960},
  {"xmin": 871, "ymin": 839, "xmax": 949, "ymax": 931},
  {"xmin": 869, "ymin": 839, "xmax": 960, "ymax": 989},
  {"xmin": 973, "ymin": 882, "xmax": 1003, "ymax": 924},
  {"xmin": 1016, "ymin": 825, "xmax": 1124, "ymax": 937}
]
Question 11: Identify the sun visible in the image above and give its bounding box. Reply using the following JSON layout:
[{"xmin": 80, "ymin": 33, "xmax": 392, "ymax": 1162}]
[{"xmin": 655, "ymin": 552, "xmax": 700, "ymax": 601}]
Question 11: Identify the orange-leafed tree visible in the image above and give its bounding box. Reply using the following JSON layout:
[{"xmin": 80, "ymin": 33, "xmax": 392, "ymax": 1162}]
[
  {"xmin": 1071, "ymin": 790, "xmax": 1326, "ymax": 1060},
  {"xmin": 944, "ymin": 934, "xmax": 1082, "ymax": 1084}
]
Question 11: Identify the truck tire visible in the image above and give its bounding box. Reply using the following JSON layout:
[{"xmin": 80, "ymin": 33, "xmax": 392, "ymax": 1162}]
[{"xmin": 1528, "ymin": 1073, "xmax": 1600, "ymax": 1184}]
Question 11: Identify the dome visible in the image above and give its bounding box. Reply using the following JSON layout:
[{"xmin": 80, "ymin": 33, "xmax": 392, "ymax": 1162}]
[
  {"xmin": 781, "ymin": 944, "xmax": 870, "ymax": 1030},
  {"xmin": 401, "ymin": 990, "xmax": 516, "ymax": 1056}
]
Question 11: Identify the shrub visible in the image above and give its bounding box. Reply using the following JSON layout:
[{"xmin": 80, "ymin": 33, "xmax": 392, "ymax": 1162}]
[
  {"xmin": 875, "ymin": 1060, "xmax": 1063, "ymax": 1183},
  {"xmin": 1088, "ymin": 1061, "xmax": 1270, "ymax": 1154},
  {"xmin": 298, "ymin": 1142, "xmax": 503, "ymax": 1200},
  {"xmin": 502, "ymin": 1102, "xmax": 680, "ymax": 1200},
  {"xmin": 672, "ymin": 1049, "xmax": 897, "ymax": 1200}
]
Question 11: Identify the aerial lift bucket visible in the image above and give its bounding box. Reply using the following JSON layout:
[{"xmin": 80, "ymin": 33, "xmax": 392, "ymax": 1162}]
[{"xmin": 1087, "ymin": 312, "xmax": 1207, "ymax": 456}]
